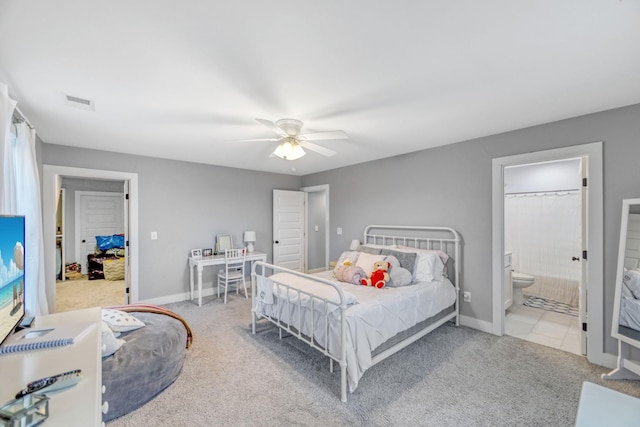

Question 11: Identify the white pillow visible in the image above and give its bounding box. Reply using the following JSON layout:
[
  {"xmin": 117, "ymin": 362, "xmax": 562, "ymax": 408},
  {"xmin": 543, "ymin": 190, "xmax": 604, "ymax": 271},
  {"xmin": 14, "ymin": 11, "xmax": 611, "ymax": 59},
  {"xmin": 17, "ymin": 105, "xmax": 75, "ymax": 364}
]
[
  {"xmin": 355, "ymin": 252, "xmax": 385, "ymax": 274},
  {"xmin": 414, "ymin": 252, "xmax": 446, "ymax": 283},
  {"xmin": 101, "ymin": 321, "xmax": 125, "ymax": 358},
  {"xmin": 102, "ymin": 309, "xmax": 146, "ymax": 332}
]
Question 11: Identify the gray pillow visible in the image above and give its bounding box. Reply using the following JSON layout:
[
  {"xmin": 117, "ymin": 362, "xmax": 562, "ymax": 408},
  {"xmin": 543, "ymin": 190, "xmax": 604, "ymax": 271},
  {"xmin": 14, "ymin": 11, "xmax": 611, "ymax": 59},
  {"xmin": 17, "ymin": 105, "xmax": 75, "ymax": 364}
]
[
  {"xmin": 380, "ymin": 248, "xmax": 417, "ymax": 274},
  {"xmin": 357, "ymin": 245, "xmax": 382, "ymax": 255}
]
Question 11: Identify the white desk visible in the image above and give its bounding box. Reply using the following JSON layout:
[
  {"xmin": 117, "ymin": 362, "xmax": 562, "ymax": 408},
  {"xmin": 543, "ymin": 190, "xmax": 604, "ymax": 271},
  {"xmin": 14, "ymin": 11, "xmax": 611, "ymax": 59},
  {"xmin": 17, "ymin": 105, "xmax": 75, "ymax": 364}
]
[
  {"xmin": 1, "ymin": 307, "xmax": 102, "ymax": 426},
  {"xmin": 188, "ymin": 252, "xmax": 267, "ymax": 307}
]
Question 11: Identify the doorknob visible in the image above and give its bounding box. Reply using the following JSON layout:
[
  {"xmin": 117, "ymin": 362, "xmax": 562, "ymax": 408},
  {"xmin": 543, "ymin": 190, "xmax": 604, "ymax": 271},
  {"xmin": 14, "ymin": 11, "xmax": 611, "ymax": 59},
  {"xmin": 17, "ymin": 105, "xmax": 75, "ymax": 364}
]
[
  {"xmin": 82, "ymin": 239, "xmax": 86, "ymax": 243},
  {"xmin": 572, "ymin": 256, "xmax": 580, "ymax": 261},
  {"xmin": 274, "ymin": 240, "xmax": 279, "ymax": 244}
]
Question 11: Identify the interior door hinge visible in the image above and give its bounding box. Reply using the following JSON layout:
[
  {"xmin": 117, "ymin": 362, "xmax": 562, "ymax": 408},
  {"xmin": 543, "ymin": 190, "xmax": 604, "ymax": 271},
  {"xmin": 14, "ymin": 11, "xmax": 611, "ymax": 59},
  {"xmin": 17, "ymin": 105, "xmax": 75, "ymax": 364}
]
[
  {"xmin": 582, "ymin": 322, "xmax": 587, "ymax": 332},
  {"xmin": 125, "ymin": 193, "xmax": 129, "ymax": 200},
  {"xmin": 126, "ymin": 240, "xmax": 129, "ymax": 247},
  {"xmin": 582, "ymin": 250, "xmax": 587, "ymax": 260},
  {"xmin": 582, "ymin": 178, "xmax": 587, "ymax": 187}
]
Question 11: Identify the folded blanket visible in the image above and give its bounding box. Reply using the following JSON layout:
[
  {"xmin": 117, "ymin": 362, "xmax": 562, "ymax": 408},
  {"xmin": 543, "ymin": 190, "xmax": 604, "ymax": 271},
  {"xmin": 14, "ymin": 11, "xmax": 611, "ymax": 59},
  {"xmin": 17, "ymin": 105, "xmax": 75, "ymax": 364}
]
[{"xmin": 335, "ymin": 265, "xmax": 367, "ymax": 285}]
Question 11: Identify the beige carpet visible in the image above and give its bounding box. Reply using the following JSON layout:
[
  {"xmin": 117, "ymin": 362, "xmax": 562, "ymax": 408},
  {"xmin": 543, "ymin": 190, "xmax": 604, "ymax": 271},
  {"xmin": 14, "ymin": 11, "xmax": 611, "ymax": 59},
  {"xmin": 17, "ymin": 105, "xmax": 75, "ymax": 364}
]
[{"xmin": 55, "ymin": 276, "xmax": 126, "ymax": 313}]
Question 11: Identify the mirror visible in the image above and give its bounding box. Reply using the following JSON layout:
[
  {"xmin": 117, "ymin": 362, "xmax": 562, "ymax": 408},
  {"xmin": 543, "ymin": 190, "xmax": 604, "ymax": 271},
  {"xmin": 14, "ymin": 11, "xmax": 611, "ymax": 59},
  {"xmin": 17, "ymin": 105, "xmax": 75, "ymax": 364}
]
[
  {"xmin": 605, "ymin": 198, "xmax": 640, "ymax": 381},
  {"xmin": 216, "ymin": 234, "xmax": 233, "ymax": 254},
  {"xmin": 611, "ymin": 198, "xmax": 640, "ymax": 347}
]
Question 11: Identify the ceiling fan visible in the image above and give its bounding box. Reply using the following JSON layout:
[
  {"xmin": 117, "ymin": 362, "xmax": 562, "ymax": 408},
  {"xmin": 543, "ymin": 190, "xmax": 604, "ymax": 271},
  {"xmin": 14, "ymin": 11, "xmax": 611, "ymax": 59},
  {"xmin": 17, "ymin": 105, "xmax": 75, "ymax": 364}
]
[{"xmin": 234, "ymin": 118, "xmax": 348, "ymax": 160}]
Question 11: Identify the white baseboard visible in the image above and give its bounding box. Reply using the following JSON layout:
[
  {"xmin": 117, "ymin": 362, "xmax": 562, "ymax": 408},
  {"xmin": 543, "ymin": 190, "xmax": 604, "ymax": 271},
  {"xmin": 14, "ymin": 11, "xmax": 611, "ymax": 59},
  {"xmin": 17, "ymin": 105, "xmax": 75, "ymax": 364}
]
[
  {"xmin": 459, "ymin": 315, "xmax": 494, "ymax": 334},
  {"xmin": 137, "ymin": 288, "xmax": 217, "ymax": 306},
  {"xmin": 594, "ymin": 352, "xmax": 618, "ymax": 370}
]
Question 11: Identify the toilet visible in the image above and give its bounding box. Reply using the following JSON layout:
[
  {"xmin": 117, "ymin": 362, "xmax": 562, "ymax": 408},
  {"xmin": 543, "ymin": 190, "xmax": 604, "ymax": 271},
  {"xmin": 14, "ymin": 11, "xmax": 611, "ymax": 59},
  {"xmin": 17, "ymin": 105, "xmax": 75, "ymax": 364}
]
[{"xmin": 512, "ymin": 272, "xmax": 535, "ymax": 305}]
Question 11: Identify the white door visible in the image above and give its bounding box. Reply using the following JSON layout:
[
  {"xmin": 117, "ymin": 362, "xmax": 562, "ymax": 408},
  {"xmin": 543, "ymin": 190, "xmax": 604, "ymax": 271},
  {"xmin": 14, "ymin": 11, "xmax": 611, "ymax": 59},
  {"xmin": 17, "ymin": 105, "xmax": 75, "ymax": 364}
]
[
  {"xmin": 579, "ymin": 156, "xmax": 588, "ymax": 355},
  {"xmin": 273, "ymin": 190, "xmax": 305, "ymax": 271},
  {"xmin": 75, "ymin": 191, "xmax": 124, "ymax": 274}
]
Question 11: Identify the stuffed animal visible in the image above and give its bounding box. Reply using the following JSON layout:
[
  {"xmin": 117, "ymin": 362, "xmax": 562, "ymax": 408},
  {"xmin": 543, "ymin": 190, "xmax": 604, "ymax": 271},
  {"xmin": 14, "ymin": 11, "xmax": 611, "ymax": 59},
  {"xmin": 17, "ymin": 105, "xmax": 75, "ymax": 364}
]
[
  {"xmin": 385, "ymin": 255, "xmax": 413, "ymax": 287},
  {"xmin": 335, "ymin": 265, "xmax": 367, "ymax": 285},
  {"xmin": 361, "ymin": 260, "xmax": 390, "ymax": 289}
]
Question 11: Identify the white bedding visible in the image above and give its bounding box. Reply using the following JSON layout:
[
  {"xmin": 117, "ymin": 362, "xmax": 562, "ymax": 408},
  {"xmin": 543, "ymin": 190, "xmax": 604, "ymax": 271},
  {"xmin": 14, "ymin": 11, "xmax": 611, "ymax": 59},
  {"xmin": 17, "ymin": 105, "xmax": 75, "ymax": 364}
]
[{"xmin": 254, "ymin": 270, "xmax": 457, "ymax": 392}]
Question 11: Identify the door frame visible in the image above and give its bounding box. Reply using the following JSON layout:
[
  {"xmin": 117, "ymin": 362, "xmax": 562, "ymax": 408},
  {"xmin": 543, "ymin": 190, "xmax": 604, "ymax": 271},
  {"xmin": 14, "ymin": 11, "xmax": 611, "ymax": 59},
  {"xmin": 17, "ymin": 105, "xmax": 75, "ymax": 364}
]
[
  {"xmin": 74, "ymin": 190, "xmax": 124, "ymax": 274},
  {"xmin": 43, "ymin": 165, "xmax": 139, "ymax": 313},
  {"xmin": 301, "ymin": 184, "xmax": 330, "ymax": 272},
  {"xmin": 491, "ymin": 142, "xmax": 607, "ymax": 367}
]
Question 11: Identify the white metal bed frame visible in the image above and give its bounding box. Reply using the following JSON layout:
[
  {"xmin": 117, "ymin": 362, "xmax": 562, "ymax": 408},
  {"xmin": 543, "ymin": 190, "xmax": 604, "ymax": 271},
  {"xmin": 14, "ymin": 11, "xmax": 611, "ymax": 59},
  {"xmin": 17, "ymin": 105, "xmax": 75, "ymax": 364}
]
[{"xmin": 251, "ymin": 225, "xmax": 461, "ymax": 402}]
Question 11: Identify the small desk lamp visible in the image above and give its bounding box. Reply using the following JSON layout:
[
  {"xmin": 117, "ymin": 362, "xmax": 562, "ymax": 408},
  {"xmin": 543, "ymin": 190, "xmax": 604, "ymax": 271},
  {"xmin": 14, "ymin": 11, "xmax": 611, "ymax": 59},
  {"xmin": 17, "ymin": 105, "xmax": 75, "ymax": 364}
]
[{"xmin": 244, "ymin": 231, "xmax": 256, "ymax": 253}]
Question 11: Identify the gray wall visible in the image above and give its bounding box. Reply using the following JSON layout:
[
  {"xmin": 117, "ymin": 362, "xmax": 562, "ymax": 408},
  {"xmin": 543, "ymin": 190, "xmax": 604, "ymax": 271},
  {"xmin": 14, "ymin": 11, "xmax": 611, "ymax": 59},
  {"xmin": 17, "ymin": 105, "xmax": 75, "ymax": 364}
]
[
  {"xmin": 301, "ymin": 103, "xmax": 640, "ymax": 355},
  {"xmin": 41, "ymin": 144, "xmax": 301, "ymax": 301}
]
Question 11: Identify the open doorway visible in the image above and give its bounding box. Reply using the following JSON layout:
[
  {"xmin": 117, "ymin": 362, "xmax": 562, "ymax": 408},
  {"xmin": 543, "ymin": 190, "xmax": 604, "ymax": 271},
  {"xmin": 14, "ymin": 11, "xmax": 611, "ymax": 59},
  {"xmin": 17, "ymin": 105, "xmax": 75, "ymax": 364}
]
[
  {"xmin": 502, "ymin": 158, "xmax": 583, "ymax": 355},
  {"xmin": 55, "ymin": 180, "xmax": 127, "ymax": 312},
  {"xmin": 272, "ymin": 185, "xmax": 329, "ymax": 273},
  {"xmin": 492, "ymin": 142, "xmax": 607, "ymax": 367},
  {"xmin": 43, "ymin": 165, "xmax": 139, "ymax": 314},
  {"xmin": 302, "ymin": 184, "xmax": 330, "ymax": 273}
]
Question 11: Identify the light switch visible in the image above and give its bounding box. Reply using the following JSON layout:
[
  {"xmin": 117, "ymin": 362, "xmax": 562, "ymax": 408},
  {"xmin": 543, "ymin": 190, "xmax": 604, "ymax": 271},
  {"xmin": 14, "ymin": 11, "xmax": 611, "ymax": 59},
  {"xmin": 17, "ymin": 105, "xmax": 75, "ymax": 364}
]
[
  {"xmin": 337, "ymin": 227, "xmax": 343, "ymax": 235},
  {"xmin": 151, "ymin": 231, "xmax": 158, "ymax": 240},
  {"xmin": 315, "ymin": 225, "xmax": 319, "ymax": 232}
]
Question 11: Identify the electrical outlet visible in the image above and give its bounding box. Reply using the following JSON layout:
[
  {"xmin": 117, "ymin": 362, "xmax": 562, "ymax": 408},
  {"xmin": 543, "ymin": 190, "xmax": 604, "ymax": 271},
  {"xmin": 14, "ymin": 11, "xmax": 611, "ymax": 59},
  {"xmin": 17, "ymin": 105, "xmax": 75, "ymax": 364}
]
[
  {"xmin": 463, "ymin": 291, "xmax": 471, "ymax": 302},
  {"xmin": 150, "ymin": 231, "xmax": 158, "ymax": 240},
  {"xmin": 337, "ymin": 227, "xmax": 343, "ymax": 235}
]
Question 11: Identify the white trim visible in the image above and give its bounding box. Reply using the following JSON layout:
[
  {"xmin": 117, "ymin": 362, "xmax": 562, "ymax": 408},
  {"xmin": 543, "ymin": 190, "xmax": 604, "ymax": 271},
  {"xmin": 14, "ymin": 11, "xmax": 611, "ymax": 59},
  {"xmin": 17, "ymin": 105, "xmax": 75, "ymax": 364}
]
[
  {"xmin": 491, "ymin": 142, "xmax": 605, "ymax": 366},
  {"xmin": 301, "ymin": 184, "xmax": 330, "ymax": 271},
  {"xmin": 460, "ymin": 315, "xmax": 494, "ymax": 334},
  {"xmin": 43, "ymin": 165, "xmax": 139, "ymax": 312}
]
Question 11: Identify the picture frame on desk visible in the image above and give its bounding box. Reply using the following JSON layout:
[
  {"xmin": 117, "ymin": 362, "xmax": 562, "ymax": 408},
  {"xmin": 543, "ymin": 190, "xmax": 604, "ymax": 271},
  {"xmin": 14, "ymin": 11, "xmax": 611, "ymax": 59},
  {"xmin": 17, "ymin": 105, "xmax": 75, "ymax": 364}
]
[
  {"xmin": 190, "ymin": 249, "xmax": 202, "ymax": 258},
  {"xmin": 202, "ymin": 248, "xmax": 213, "ymax": 257}
]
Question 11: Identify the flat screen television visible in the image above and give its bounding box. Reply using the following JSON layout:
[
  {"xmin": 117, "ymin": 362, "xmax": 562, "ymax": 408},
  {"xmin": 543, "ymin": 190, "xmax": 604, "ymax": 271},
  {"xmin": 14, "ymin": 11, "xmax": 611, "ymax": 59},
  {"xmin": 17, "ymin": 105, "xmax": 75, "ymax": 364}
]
[{"xmin": 0, "ymin": 215, "xmax": 25, "ymax": 345}]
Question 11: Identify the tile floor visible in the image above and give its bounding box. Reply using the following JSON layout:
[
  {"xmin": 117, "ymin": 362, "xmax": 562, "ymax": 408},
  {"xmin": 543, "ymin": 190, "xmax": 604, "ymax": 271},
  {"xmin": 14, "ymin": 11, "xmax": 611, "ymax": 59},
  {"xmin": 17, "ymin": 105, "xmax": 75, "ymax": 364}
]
[{"xmin": 505, "ymin": 303, "xmax": 582, "ymax": 355}]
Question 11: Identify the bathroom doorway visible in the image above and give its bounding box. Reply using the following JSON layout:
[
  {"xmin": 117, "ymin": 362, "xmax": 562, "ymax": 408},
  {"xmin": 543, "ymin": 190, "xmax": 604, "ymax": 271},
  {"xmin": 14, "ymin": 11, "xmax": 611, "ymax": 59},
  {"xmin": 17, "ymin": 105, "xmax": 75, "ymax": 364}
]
[
  {"xmin": 491, "ymin": 142, "xmax": 605, "ymax": 366},
  {"xmin": 503, "ymin": 158, "xmax": 583, "ymax": 355}
]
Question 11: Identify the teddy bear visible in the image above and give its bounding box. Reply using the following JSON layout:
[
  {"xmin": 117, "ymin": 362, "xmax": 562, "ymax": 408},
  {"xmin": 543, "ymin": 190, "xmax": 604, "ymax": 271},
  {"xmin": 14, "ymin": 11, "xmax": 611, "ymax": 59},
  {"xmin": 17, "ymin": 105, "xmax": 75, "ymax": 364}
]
[{"xmin": 361, "ymin": 260, "xmax": 390, "ymax": 289}]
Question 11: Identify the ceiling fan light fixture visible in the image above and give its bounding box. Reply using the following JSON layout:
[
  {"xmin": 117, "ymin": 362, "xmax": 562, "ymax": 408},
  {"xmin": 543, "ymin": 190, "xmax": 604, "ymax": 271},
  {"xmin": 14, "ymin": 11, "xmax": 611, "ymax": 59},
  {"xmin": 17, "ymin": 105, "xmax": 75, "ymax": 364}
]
[{"xmin": 273, "ymin": 137, "xmax": 306, "ymax": 160}]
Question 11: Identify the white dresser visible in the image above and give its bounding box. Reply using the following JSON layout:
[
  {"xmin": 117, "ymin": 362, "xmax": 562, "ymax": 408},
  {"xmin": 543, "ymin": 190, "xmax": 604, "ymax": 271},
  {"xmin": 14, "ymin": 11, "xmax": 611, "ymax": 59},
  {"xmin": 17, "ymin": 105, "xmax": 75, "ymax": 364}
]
[{"xmin": 1, "ymin": 307, "xmax": 102, "ymax": 426}]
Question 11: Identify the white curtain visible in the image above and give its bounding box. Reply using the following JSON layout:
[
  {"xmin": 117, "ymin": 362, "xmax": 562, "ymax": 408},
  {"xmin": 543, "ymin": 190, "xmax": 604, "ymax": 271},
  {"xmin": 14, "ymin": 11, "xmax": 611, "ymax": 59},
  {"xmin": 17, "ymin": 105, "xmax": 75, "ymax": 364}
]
[
  {"xmin": 505, "ymin": 191, "xmax": 581, "ymax": 307},
  {"xmin": 0, "ymin": 83, "xmax": 49, "ymax": 316},
  {"xmin": 1, "ymin": 83, "xmax": 17, "ymax": 213}
]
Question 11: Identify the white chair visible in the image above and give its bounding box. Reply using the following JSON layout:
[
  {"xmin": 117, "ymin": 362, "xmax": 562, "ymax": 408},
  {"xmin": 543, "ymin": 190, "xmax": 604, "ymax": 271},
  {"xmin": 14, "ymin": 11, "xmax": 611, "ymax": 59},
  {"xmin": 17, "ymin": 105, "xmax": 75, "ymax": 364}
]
[{"xmin": 217, "ymin": 248, "xmax": 247, "ymax": 304}]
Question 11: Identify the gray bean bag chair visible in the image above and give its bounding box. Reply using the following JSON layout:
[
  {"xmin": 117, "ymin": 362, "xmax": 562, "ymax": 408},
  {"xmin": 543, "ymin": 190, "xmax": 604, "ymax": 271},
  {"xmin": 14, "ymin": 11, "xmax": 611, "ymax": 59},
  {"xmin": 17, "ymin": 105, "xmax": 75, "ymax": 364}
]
[{"xmin": 102, "ymin": 306, "xmax": 191, "ymax": 422}]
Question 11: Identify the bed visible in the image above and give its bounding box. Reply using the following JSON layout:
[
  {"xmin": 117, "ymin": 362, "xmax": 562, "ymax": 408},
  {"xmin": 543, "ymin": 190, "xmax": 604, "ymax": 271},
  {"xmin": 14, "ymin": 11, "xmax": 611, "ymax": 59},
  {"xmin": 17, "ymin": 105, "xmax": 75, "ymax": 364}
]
[{"xmin": 251, "ymin": 225, "xmax": 460, "ymax": 402}]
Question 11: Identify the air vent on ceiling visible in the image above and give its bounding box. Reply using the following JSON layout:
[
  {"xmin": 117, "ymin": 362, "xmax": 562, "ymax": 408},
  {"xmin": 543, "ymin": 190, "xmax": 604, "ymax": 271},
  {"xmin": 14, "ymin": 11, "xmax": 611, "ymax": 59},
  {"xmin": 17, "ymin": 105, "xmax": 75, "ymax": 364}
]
[{"xmin": 64, "ymin": 94, "xmax": 95, "ymax": 111}]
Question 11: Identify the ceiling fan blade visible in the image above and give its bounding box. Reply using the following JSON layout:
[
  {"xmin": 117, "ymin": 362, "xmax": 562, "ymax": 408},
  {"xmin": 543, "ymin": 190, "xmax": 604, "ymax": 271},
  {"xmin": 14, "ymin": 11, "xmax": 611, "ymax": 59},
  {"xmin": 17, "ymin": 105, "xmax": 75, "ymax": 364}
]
[
  {"xmin": 299, "ymin": 130, "xmax": 348, "ymax": 141},
  {"xmin": 298, "ymin": 140, "xmax": 336, "ymax": 157},
  {"xmin": 227, "ymin": 137, "xmax": 279, "ymax": 143},
  {"xmin": 255, "ymin": 118, "xmax": 288, "ymax": 137}
]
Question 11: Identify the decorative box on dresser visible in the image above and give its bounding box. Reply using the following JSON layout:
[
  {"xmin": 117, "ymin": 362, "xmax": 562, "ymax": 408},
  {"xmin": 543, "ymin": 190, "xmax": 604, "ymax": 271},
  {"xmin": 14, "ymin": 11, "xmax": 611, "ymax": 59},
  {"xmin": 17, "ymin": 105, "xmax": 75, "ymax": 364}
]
[{"xmin": 1, "ymin": 307, "xmax": 103, "ymax": 426}]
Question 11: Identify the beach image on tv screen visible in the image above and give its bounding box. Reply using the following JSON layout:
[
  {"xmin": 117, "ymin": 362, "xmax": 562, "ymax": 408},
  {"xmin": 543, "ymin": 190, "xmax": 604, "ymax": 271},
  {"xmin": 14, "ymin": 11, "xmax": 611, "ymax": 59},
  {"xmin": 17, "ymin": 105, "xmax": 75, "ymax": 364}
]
[{"xmin": 0, "ymin": 216, "xmax": 25, "ymax": 341}]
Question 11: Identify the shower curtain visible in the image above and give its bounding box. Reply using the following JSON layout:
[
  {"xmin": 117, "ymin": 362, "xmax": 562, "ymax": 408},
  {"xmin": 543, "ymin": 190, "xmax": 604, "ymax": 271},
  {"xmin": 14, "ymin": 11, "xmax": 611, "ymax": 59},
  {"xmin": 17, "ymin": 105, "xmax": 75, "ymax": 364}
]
[{"xmin": 505, "ymin": 191, "xmax": 581, "ymax": 307}]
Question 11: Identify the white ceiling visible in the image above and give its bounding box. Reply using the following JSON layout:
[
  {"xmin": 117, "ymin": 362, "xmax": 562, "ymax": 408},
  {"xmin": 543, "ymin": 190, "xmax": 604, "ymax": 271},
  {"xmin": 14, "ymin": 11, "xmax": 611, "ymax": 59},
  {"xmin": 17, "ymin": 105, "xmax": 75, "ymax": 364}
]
[{"xmin": 1, "ymin": 1, "xmax": 639, "ymax": 176}]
